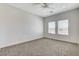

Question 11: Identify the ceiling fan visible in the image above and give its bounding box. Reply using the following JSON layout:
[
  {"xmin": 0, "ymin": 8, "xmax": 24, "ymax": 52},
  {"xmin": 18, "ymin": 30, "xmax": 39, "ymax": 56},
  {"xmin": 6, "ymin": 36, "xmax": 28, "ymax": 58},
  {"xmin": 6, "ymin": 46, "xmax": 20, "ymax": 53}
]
[
  {"xmin": 33, "ymin": 3, "xmax": 53, "ymax": 9},
  {"xmin": 32, "ymin": 3, "xmax": 54, "ymax": 13},
  {"xmin": 39, "ymin": 3, "xmax": 48, "ymax": 8}
]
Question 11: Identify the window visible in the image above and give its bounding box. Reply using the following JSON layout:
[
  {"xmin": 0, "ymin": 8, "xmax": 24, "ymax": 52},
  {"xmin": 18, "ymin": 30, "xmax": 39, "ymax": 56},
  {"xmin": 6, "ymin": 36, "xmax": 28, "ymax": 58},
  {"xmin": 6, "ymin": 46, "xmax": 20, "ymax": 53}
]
[
  {"xmin": 58, "ymin": 20, "xmax": 68, "ymax": 35},
  {"xmin": 48, "ymin": 22, "xmax": 56, "ymax": 34}
]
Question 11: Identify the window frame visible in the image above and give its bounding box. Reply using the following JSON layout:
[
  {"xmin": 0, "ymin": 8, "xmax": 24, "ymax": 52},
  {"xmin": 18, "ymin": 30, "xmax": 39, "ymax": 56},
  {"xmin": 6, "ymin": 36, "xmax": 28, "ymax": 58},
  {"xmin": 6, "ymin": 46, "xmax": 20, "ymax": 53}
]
[
  {"xmin": 48, "ymin": 21, "xmax": 56, "ymax": 34},
  {"xmin": 57, "ymin": 19, "xmax": 69, "ymax": 35}
]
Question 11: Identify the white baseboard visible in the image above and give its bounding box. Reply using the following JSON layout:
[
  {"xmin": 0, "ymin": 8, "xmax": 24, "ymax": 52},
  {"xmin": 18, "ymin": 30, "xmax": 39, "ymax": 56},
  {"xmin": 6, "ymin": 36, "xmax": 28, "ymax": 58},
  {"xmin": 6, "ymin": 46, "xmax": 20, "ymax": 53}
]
[
  {"xmin": 0, "ymin": 34, "xmax": 43, "ymax": 48},
  {"xmin": 44, "ymin": 37, "xmax": 78, "ymax": 45}
]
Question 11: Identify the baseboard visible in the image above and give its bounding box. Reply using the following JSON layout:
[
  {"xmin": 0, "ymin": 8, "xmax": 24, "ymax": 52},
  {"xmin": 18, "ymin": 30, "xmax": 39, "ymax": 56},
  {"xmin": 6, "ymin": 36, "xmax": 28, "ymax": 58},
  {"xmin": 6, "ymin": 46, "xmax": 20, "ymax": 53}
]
[
  {"xmin": 0, "ymin": 35, "xmax": 43, "ymax": 49},
  {"xmin": 1, "ymin": 36, "xmax": 79, "ymax": 49},
  {"xmin": 43, "ymin": 37, "xmax": 79, "ymax": 45}
]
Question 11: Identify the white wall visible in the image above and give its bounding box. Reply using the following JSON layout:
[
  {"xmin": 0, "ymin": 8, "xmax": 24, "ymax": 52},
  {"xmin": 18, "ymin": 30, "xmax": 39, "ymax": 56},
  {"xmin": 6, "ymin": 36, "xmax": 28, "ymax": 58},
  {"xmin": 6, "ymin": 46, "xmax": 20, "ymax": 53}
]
[
  {"xmin": 44, "ymin": 8, "xmax": 79, "ymax": 44},
  {"xmin": 0, "ymin": 4, "xmax": 43, "ymax": 48}
]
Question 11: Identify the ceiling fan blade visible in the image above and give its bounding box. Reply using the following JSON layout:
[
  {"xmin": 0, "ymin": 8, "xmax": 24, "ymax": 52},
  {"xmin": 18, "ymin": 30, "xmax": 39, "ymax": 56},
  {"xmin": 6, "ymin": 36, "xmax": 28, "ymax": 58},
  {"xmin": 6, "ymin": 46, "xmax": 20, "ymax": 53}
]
[
  {"xmin": 32, "ymin": 3, "xmax": 54, "ymax": 9},
  {"xmin": 32, "ymin": 3, "xmax": 40, "ymax": 5}
]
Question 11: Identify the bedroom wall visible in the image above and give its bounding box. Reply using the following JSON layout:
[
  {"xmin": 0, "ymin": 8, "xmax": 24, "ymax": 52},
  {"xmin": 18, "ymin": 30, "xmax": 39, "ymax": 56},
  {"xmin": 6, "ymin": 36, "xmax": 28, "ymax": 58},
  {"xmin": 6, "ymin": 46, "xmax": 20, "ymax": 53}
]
[
  {"xmin": 44, "ymin": 8, "xmax": 79, "ymax": 44},
  {"xmin": 0, "ymin": 4, "xmax": 43, "ymax": 48}
]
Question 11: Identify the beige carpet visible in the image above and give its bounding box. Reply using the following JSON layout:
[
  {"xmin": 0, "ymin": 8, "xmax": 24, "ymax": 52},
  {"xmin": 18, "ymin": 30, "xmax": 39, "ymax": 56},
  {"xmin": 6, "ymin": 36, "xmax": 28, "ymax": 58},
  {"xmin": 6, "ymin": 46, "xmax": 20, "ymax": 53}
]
[{"xmin": 0, "ymin": 38, "xmax": 79, "ymax": 56}]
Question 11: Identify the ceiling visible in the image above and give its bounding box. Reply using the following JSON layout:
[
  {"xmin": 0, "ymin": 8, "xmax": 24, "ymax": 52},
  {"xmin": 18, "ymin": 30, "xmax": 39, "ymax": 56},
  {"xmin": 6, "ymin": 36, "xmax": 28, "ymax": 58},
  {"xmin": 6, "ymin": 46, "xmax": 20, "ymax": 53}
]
[{"xmin": 8, "ymin": 3, "xmax": 79, "ymax": 17}]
